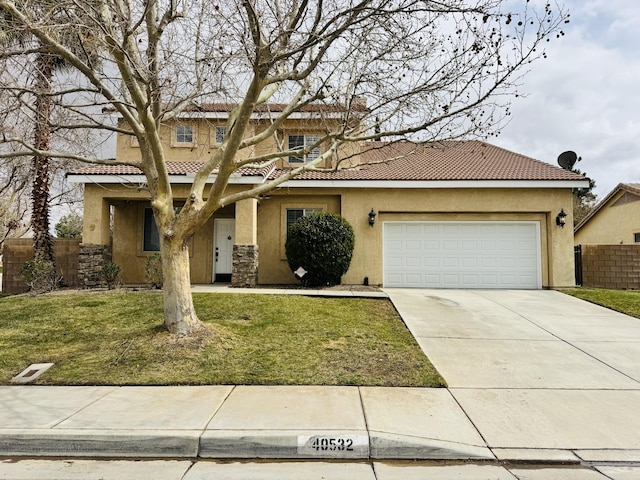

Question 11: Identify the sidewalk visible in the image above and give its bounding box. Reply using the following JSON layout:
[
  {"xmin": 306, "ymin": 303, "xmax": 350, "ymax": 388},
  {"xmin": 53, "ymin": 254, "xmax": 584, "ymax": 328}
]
[
  {"xmin": 0, "ymin": 385, "xmax": 489, "ymax": 460},
  {"xmin": 1, "ymin": 384, "xmax": 638, "ymax": 479},
  {"xmin": 1, "ymin": 287, "xmax": 639, "ymax": 479}
]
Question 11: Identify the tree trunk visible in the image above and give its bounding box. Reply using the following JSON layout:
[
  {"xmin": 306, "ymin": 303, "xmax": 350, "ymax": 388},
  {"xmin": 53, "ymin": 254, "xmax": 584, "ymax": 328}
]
[
  {"xmin": 32, "ymin": 51, "xmax": 55, "ymax": 265},
  {"xmin": 161, "ymin": 238, "xmax": 205, "ymax": 335}
]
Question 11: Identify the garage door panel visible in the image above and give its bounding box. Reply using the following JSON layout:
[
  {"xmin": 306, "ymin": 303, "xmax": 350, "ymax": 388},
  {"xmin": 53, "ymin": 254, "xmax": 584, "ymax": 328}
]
[
  {"xmin": 443, "ymin": 257, "xmax": 459, "ymax": 267},
  {"xmin": 424, "ymin": 274, "xmax": 440, "ymax": 283},
  {"xmin": 405, "ymin": 224, "xmax": 423, "ymax": 234},
  {"xmin": 383, "ymin": 221, "xmax": 540, "ymax": 289},
  {"xmin": 424, "ymin": 256, "xmax": 440, "ymax": 267},
  {"xmin": 461, "ymin": 240, "xmax": 478, "ymax": 250},
  {"xmin": 385, "ymin": 239, "xmax": 403, "ymax": 250},
  {"xmin": 480, "ymin": 277, "xmax": 499, "ymax": 288},
  {"xmin": 461, "ymin": 257, "xmax": 478, "ymax": 268},
  {"xmin": 405, "ymin": 256, "xmax": 422, "ymax": 267},
  {"xmin": 386, "ymin": 256, "xmax": 403, "ymax": 267},
  {"xmin": 462, "ymin": 274, "xmax": 480, "ymax": 286},
  {"xmin": 480, "ymin": 257, "xmax": 498, "ymax": 267},
  {"xmin": 406, "ymin": 241, "xmax": 422, "ymax": 251},
  {"xmin": 386, "ymin": 224, "xmax": 404, "ymax": 235},
  {"xmin": 442, "ymin": 274, "xmax": 460, "ymax": 286}
]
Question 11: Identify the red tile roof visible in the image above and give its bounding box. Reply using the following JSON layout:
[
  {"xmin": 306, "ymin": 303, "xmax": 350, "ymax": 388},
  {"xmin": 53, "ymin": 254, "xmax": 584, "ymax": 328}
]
[
  {"xmin": 70, "ymin": 162, "xmax": 272, "ymax": 177},
  {"xmin": 284, "ymin": 141, "xmax": 585, "ymax": 181},
  {"xmin": 182, "ymin": 102, "xmax": 368, "ymax": 113},
  {"xmin": 70, "ymin": 140, "xmax": 586, "ymax": 183}
]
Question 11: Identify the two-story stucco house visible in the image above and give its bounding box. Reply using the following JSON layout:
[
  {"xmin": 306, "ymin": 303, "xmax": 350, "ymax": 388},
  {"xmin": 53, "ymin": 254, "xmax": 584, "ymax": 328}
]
[{"xmin": 68, "ymin": 103, "xmax": 589, "ymax": 289}]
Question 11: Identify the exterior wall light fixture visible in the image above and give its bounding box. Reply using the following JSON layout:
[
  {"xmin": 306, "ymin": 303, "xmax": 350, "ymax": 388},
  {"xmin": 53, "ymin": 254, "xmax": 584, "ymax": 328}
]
[
  {"xmin": 556, "ymin": 209, "xmax": 567, "ymax": 228},
  {"xmin": 368, "ymin": 208, "xmax": 377, "ymax": 227}
]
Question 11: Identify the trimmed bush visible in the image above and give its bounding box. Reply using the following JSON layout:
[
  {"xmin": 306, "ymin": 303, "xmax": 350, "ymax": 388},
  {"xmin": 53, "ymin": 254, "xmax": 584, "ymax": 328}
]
[
  {"xmin": 285, "ymin": 212, "xmax": 355, "ymax": 287},
  {"xmin": 145, "ymin": 252, "xmax": 163, "ymax": 289},
  {"xmin": 100, "ymin": 262, "xmax": 122, "ymax": 290},
  {"xmin": 20, "ymin": 258, "xmax": 61, "ymax": 293}
]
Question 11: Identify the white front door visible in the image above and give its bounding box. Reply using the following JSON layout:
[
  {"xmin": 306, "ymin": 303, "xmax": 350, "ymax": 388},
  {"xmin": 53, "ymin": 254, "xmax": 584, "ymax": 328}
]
[{"xmin": 214, "ymin": 218, "xmax": 235, "ymax": 281}]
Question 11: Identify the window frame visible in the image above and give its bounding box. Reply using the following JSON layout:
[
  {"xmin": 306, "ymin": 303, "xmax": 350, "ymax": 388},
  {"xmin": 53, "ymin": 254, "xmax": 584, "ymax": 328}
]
[
  {"xmin": 172, "ymin": 124, "xmax": 196, "ymax": 147},
  {"xmin": 280, "ymin": 204, "xmax": 326, "ymax": 258},
  {"xmin": 142, "ymin": 207, "xmax": 161, "ymax": 252},
  {"xmin": 634, "ymin": 232, "xmax": 640, "ymax": 243},
  {"xmin": 141, "ymin": 204, "xmax": 186, "ymax": 253},
  {"xmin": 288, "ymin": 134, "xmax": 321, "ymax": 164},
  {"xmin": 286, "ymin": 208, "xmax": 323, "ymax": 233},
  {"xmin": 210, "ymin": 125, "xmax": 227, "ymax": 146}
]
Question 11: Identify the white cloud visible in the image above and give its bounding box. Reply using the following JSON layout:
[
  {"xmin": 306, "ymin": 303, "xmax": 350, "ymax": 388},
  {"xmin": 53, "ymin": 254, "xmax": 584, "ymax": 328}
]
[{"xmin": 494, "ymin": 0, "xmax": 640, "ymax": 197}]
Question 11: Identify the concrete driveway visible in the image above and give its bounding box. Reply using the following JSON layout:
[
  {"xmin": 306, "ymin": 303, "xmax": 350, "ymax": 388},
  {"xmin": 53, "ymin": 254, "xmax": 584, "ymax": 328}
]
[{"xmin": 384, "ymin": 288, "xmax": 640, "ymax": 459}]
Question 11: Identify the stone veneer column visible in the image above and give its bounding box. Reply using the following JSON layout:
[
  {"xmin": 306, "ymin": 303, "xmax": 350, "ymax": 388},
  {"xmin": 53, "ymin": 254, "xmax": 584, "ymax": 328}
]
[
  {"xmin": 78, "ymin": 243, "xmax": 112, "ymax": 288},
  {"xmin": 232, "ymin": 244, "xmax": 258, "ymax": 287}
]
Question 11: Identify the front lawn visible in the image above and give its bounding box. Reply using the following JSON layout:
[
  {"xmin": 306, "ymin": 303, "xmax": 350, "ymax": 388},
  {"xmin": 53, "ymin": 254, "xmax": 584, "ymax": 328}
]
[
  {"xmin": 562, "ymin": 288, "xmax": 640, "ymax": 319},
  {"xmin": 0, "ymin": 291, "xmax": 445, "ymax": 387}
]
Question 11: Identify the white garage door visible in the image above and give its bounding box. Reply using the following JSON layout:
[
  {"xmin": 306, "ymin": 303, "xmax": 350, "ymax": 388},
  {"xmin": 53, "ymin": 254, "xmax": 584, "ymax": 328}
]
[{"xmin": 383, "ymin": 222, "xmax": 541, "ymax": 289}]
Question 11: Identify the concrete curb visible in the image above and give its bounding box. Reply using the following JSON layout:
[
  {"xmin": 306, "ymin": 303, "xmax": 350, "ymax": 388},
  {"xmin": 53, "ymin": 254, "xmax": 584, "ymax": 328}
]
[
  {"xmin": 0, "ymin": 429, "xmax": 494, "ymax": 460},
  {"xmin": 0, "ymin": 429, "xmax": 200, "ymax": 458}
]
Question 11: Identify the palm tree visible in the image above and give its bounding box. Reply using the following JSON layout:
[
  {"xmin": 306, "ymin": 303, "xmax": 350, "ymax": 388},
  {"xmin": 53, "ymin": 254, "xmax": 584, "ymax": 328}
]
[
  {"xmin": 31, "ymin": 48, "xmax": 56, "ymax": 264},
  {"xmin": 1, "ymin": 3, "xmax": 96, "ymax": 268}
]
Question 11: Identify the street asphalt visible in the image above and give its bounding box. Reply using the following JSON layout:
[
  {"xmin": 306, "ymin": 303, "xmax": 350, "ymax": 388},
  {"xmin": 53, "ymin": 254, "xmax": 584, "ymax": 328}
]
[{"xmin": 1, "ymin": 287, "xmax": 639, "ymax": 479}]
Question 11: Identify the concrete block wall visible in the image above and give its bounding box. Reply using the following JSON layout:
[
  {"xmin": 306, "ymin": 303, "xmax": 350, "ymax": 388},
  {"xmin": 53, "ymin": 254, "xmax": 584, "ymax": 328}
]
[
  {"xmin": 581, "ymin": 244, "xmax": 640, "ymax": 290},
  {"xmin": 2, "ymin": 238, "xmax": 81, "ymax": 294}
]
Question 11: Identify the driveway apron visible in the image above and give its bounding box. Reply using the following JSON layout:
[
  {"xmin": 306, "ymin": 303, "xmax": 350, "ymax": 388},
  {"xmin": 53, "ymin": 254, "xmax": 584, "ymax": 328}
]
[{"xmin": 384, "ymin": 288, "xmax": 640, "ymax": 458}]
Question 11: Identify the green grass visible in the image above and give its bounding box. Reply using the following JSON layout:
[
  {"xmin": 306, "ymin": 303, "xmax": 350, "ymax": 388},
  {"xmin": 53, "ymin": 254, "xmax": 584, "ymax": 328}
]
[
  {"xmin": 562, "ymin": 288, "xmax": 640, "ymax": 319},
  {"xmin": 0, "ymin": 291, "xmax": 445, "ymax": 387}
]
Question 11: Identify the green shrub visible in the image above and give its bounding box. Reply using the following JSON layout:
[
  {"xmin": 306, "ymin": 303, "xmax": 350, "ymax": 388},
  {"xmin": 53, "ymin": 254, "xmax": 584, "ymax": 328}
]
[
  {"xmin": 285, "ymin": 212, "xmax": 355, "ymax": 287},
  {"xmin": 100, "ymin": 262, "xmax": 122, "ymax": 290},
  {"xmin": 145, "ymin": 252, "xmax": 163, "ymax": 289},
  {"xmin": 20, "ymin": 258, "xmax": 61, "ymax": 293}
]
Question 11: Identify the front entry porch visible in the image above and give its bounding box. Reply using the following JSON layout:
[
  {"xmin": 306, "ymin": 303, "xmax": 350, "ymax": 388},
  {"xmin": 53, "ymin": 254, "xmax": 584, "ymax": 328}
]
[{"xmin": 80, "ymin": 189, "xmax": 260, "ymax": 287}]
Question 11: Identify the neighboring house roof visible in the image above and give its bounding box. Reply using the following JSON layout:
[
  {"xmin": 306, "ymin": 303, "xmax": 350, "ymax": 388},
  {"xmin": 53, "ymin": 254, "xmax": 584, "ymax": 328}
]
[
  {"xmin": 574, "ymin": 183, "xmax": 640, "ymax": 233},
  {"xmin": 68, "ymin": 140, "xmax": 588, "ymax": 187}
]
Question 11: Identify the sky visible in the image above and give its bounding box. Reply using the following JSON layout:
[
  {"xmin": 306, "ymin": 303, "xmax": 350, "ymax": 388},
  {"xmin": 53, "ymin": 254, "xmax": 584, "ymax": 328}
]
[{"xmin": 494, "ymin": 0, "xmax": 640, "ymax": 198}]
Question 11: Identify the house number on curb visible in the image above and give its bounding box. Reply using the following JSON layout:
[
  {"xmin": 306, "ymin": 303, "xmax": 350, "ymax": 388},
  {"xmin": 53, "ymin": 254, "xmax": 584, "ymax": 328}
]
[{"xmin": 297, "ymin": 435, "xmax": 368, "ymax": 456}]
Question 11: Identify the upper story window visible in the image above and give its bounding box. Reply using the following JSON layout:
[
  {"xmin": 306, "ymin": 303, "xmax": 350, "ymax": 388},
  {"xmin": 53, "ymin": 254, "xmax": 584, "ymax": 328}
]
[
  {"xmin": 215, "ymin": 126, "xmax": 227, "ymax": 144},
  {"xmin": 634, "ymin": 233, "xmax": 640, "ymax": 243},
  {"xmin": 174, "ymin": 125, "xmax": 195, "ymax": 146},
  {"xmin": 288, "ymin": 134, "xmax": 321, "ymax": 163},
  {"xmin": 209, "ymin": 126, "xmax": 227, "ymax": 146}
]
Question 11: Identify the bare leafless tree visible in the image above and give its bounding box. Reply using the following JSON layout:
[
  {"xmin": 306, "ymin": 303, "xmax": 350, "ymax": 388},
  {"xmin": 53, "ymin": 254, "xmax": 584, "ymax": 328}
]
[{"xmin": 0, "ymin": 0, "xmax": 568, "ymax": 334}]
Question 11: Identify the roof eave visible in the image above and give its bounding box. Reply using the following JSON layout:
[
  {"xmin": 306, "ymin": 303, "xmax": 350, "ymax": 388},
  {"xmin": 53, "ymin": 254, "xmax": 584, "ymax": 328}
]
[{"xmin": 68, "ymin": 174, "xmax": 590, "ymax": 189}]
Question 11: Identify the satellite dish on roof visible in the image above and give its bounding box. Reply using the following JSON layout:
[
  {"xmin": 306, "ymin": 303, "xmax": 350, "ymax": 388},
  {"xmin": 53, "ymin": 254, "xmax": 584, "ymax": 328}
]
[{"xmin": 557, "ymin": 151, "xmax": 580, "ymax": 170}]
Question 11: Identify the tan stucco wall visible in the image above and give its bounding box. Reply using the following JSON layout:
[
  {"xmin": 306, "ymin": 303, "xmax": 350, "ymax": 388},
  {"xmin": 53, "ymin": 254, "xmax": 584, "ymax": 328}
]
[
  {"xmin": 256, "ymin": 193, "xmax": 342, "ymax": 284},
  {"xmin": 575, "ymin": 192, "xmax": 640, "ymax": 245},
  {"xmin": 116, "ymin": 119, "xmax": 251, "ymax": 163},
  {"xmin": 83, "ymin": 181, "xmax": 577, "ymax": 288},
  {"xmin": 116, "ymin": 118, "xmax": 358, "ymax": 168}
]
